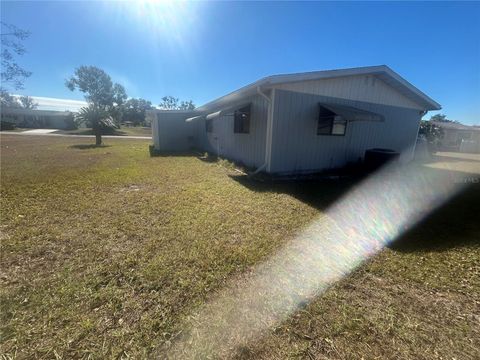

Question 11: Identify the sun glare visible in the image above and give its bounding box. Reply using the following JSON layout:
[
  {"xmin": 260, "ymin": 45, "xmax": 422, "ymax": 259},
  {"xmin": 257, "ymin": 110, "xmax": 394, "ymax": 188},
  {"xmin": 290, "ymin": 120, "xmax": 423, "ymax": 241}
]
[{"xmin": 111, "ymin": 0, "xmax": 200, "ymax": 51}]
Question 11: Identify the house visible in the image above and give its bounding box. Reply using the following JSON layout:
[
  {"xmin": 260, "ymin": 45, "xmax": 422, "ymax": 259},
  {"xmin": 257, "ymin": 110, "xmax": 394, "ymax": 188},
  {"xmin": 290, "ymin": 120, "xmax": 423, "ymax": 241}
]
[
  {"xmin": 149, "ymin": 65, "xmax": 441, "ymax": 175},
  {"xmin": 0, "ymin": 107, "xmax": 76, "ymax": 130},
  {"xmin": 432, "ymin": 121, "xmax": 480, "ymax": 153}
]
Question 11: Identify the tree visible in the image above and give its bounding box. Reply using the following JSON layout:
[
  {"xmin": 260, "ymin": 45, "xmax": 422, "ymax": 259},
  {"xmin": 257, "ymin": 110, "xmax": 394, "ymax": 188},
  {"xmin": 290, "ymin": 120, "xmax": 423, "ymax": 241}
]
[
  {"xmin": 179, "ymin": 100, "xmax": 195, "ymax": 111},
  {"xmin": 112, "ymin": 83, "xmax": 128, "ymax": 106},
  {"xmin": 419, "ymin": 120, "xmax": 444, "ymax": 152},
  {"xmin": 1, "ymin": 22, "xmax": 32, "ymax": 90},
  {"xmin": 0, "ymin": 91, "xmax": 38, "ymax": 109},
  {"xmin": 123, "ymin": 98, "xmax": 153, "ymax": 126},
  {"xmin": 158, "ymin": 95, "xmax": 195, "ymax": 110},
  {"xmin": 66, "ymin": 66, "xmax": 128, "ymax": 143},
  {"xmin": 0, "ymin": 89, "xmax": 21, "ymax": 108},
  {"xmin": 66, "ymin": 66, "xmax": 127, "ymax": 123},
  {"xmin": 158, "ymin": 96, "xmax": 179, "ymax": 110},
  {"xmin": 75, "ymin": 104, "xmax": 115, "ymax": 146},
  {"xmin": 429, "ymin": 113, "xmax": 457, "ymax": 123},
  {"xmin": 19, "ymin": 95, "xmax": 38, "ymax": 109},
  {"xmin": 110, "ymin": 83, "xmax": 128, "ymax": 125}
]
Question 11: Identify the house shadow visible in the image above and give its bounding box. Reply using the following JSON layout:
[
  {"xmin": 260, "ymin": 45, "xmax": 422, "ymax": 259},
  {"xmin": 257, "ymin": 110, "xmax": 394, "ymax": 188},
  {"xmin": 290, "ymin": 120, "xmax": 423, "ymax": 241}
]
[
  {"xmin": 198, "ymin": 154, "xmax": 221, "ymax": 163},
  {"xmin": 150, "ymin": 150, "xmax": 201, "ymax": 158},
  {"xmin": 229, "ymin": 165, "xmax": 480, "ymax": 253},
  {"xmin": 389, "ymin": 182, "xmax": 480, "ymax": 252},
  {"xmin": 229, "ymin": 173, "xmax": 365, "ymax": 214}
]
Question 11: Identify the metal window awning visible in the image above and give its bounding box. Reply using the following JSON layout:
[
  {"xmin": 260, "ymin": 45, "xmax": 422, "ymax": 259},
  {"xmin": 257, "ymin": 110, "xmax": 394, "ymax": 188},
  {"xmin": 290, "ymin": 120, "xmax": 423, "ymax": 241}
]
[
  {"xmin": 185, "ymin": 115, "xmax": 204, "ymax": 122},
  {"xmin": 205, "ymin": 102, "xmax": 251, "ymax": 121},
  {"xmin": 321, "ymin": 104, "xmax": 385, "ymax": 122},
  {"xmin": 206, "ymin": 110, "xmax": 223, "ymax": 120}
]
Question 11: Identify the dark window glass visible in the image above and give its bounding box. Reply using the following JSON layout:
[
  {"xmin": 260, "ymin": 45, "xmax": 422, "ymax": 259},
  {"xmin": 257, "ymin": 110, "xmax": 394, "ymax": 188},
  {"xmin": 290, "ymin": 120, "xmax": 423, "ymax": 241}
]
[
  {"xmin": 318, "ymin": 105, "xmax": 346, "ymax": 136},
  {"xmin": 206, "ymin": 118, "xmax": 213, "ymax": 133},
  {"xmin": 234, "ymin": 105, "xmax": 251, "ymax": 134}
]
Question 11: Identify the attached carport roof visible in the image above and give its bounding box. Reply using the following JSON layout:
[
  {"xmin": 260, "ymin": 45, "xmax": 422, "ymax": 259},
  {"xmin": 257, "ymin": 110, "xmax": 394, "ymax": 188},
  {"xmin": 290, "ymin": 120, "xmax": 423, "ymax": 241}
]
[{"xmin": 196, "ymin": 65, "xmax": 441, "ymax": 112}]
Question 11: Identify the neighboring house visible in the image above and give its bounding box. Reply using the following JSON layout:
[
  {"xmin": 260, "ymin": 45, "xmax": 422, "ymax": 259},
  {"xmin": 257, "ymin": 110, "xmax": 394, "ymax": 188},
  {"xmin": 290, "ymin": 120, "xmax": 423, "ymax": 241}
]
[
  {"xmin": 0, "ymin": 107, "xmax": 76, "ymax": 130},
  {"xmin": 150, "ymin": 65, "xmax": 441, "ymax": 175},
  {"xmin": 432, "ymin": 121, "xmax": 480, "ymax": 153}
]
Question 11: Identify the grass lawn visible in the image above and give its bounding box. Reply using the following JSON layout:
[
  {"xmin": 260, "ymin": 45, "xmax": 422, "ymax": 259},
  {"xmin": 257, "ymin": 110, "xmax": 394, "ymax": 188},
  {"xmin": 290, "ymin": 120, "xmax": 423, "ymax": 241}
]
[
  {"xmin": 1, "ymin": 135, "xmax": 479, "ymax": 359},
  {"xmin": 54, "ymin": 126, "xmax": 152, "ymax": 137}
]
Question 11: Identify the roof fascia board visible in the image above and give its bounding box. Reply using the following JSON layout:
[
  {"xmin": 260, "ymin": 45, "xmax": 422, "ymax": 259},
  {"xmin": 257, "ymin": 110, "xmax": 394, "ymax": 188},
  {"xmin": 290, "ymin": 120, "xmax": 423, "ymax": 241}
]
[
  {"xmin": 197, "ymin": 65, "xmax": 441, "ymax": 112},
  {"xmin": 379, "ymin": 67, "xmax": 441, "ymax": 110}
]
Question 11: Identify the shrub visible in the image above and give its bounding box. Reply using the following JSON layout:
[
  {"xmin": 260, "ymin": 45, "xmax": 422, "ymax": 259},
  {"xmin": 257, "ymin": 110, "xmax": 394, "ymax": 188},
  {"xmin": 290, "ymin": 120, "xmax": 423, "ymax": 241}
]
[
  {"xmin": 100, "ymin": 125, "xmax": 118, "ymax": 135},
  {"xmin": 0, "ymin": 120, "xmax": 16, "ymax": 131}
]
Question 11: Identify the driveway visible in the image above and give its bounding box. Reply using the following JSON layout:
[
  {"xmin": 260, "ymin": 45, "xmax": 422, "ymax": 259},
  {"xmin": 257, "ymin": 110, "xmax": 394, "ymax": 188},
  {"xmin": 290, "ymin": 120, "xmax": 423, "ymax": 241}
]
[
  {"xmin": 21, "ymin": 129, "xmax": 59, "ymax": 134},
  {"xmin": 426, "ymin": 151, "xmax": 480, "ymax": 176}
]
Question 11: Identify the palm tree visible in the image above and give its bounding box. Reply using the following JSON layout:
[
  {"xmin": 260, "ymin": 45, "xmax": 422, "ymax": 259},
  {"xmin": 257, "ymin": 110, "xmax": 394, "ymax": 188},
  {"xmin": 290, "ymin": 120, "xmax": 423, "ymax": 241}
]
[{"xmin": 75, "ymin": 104, "xmax": 116, "ymax": 146}]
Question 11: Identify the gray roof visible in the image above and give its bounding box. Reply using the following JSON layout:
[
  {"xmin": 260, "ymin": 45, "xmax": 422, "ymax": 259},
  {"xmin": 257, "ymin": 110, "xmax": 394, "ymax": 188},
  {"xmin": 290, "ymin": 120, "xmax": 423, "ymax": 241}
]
[
  {"xmin": 1, "ymin": 107, "xmax": 73, "ymax": 116},
  {"xmin": 197, "ymin": 65, "xmax": 441, "ymax": 112}
]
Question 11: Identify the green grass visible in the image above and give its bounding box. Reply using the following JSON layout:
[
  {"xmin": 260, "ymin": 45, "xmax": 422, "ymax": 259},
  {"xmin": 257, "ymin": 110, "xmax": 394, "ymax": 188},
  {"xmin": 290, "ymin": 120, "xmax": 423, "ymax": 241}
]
[
  {"xmin": 0, "ymin": 135, "xmax": 479, "ymax": 359},
  {"xmin": 54, "ymin": 126, "xmax": 151, "ymax": 137}
]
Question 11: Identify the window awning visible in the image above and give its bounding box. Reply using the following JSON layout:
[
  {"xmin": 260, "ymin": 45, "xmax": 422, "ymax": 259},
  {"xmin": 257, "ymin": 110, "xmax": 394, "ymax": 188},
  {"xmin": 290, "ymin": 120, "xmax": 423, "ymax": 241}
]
[
  {"xmin": 206, "ymin": 110, "xmax": 223, "ymax": 120},
  {"xmin": 185, "ymin": 115, "xmax": 204, "ymax": 122},
  {"xmin": 205, "ymin": 102, "xmax": 251, "ymax": 121},
  {"xmin": 321, "ymin": 104, "xmax": 385, "ymax": 122}
]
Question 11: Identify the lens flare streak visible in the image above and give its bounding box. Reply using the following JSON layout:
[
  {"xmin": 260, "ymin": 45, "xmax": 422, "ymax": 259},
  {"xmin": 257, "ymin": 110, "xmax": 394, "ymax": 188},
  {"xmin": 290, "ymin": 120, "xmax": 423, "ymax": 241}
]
[{"xmin": 167, "ymin": 162, "xmax": 468, "ymax": 358}]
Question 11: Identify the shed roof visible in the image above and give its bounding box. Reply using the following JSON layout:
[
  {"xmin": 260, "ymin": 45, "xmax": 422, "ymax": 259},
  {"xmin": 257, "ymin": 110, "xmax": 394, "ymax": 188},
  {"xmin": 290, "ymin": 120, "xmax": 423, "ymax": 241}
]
[{"xmin": 197, "ymin": 65, "xmax": 441, "ymax": 112}]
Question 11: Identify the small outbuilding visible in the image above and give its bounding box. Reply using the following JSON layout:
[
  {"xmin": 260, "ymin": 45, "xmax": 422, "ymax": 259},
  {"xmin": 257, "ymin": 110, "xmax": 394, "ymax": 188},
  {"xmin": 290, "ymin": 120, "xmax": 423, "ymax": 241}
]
[{"xmin": 150, "ymin": 65, "xmax": 441, "ymax": 175}]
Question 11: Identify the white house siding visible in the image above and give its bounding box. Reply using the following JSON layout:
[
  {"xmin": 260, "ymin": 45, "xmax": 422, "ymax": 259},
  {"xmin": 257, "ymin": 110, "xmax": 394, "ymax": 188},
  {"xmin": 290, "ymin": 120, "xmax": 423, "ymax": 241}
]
[
  {"xmin": 195, "ymin": 94, "xmax": 269, "ymax": 168},
  {"xmin": 153, "ymin": 111, "xmax": 197, "ymax": 152},
  {"xmin": 269, "ymin": 89, "xmax": 422, "ymax": 174},
  {"xmin": 273, "ymin": 75, "xmax": 424, "ymax": 111}
]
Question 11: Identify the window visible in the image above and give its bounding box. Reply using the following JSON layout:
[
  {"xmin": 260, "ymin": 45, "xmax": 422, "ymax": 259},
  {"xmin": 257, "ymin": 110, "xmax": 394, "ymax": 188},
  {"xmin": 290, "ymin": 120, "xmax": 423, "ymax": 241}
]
[
  {"xmin": 206, "ymin": 118, "xmax": 213, "ymax": 133},
  {"xmin": 317, "ymin": 105, "xmax": 346, "ymax": 136},
  {"xmin": 331, "ymin": 116, "xmax": 347, "ymax": 135},
  {"xmin": 234, "ymin": 105, "xmax": 251, "ymax": 134}
]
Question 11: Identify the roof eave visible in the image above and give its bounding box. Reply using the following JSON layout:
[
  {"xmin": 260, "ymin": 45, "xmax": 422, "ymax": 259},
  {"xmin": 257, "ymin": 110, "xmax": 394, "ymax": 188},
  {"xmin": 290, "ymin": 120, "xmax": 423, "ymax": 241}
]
[
  {"xmin": 377, "ymin": 67, "xmax": 441, "ymax": 111},
  {"xmin": 197, "ymin": 65, "xmax": 441, "ymax": 112}
]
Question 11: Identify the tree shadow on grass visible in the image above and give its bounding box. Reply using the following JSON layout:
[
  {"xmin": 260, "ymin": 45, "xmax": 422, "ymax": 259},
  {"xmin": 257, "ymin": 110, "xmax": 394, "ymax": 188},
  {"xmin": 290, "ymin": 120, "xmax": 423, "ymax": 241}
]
[
  {"xmin": 69, "ymin": 144, "xmax": 112, "ymax": 150},
  {"xmin": 59, "ymin": 129, "xmax": 127, "ymax": 136}
]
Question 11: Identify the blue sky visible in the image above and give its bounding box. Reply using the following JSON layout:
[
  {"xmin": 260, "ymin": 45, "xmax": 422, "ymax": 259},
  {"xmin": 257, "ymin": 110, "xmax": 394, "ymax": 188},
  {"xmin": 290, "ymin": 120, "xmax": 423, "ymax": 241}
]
[{"xmin": 1, "ymin": 1, "xmax": 479, "ymax": 124}]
